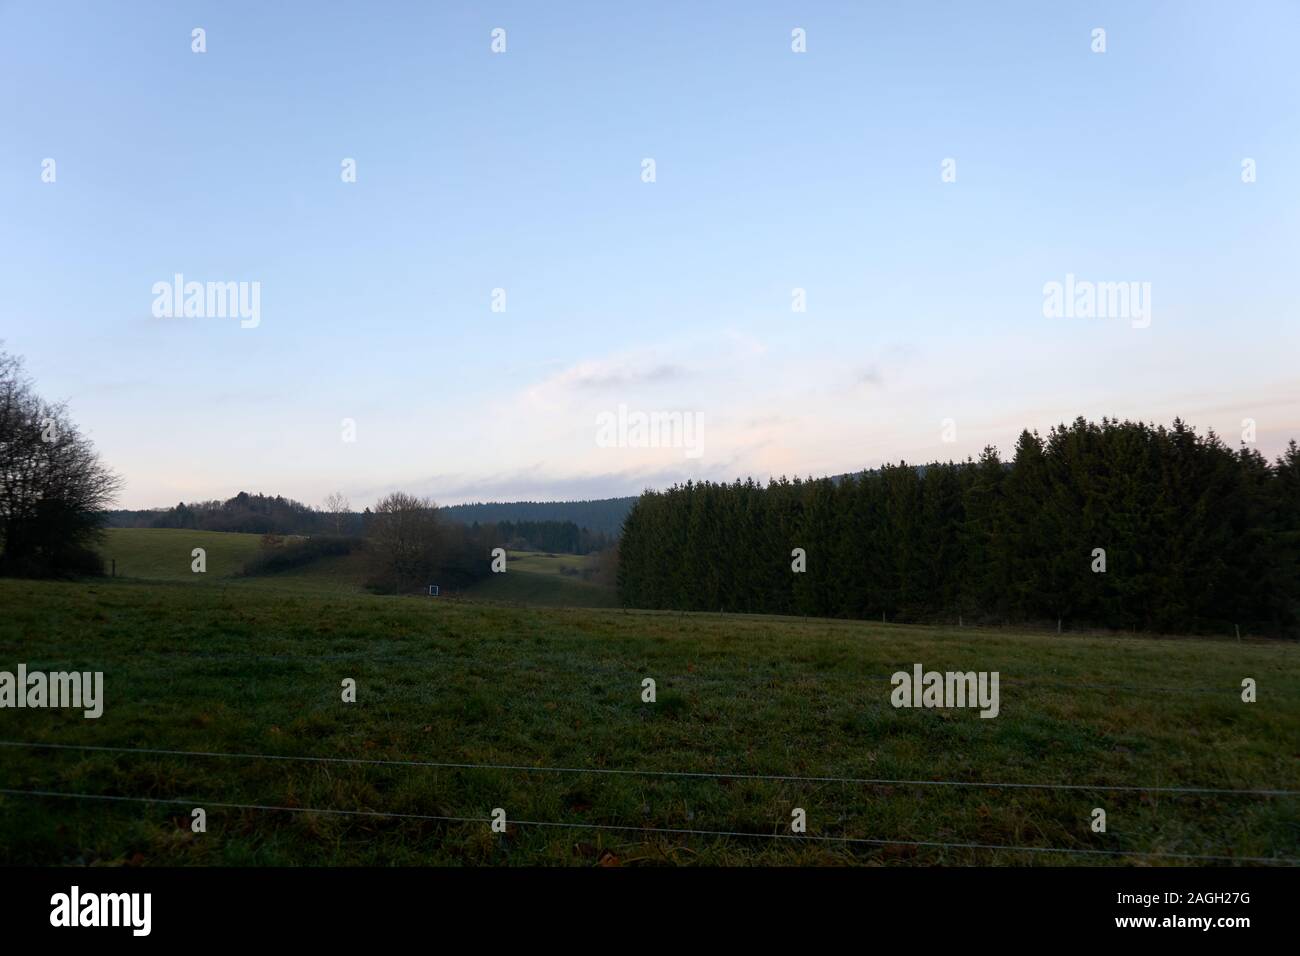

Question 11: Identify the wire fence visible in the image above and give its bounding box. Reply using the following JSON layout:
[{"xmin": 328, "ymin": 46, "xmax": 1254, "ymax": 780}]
[
  {"xmin": 1, "ymin": 786, "xmax": 1295, "ymax": 865},
  {"xmin": 2, "ymin": 739, "xmax": 1295, "ymax": 796}
]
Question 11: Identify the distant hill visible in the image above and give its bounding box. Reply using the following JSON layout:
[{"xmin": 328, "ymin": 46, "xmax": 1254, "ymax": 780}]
[
  {"xmin": 106, "ymin": 491, "xmax": 337, "ymax": 535},
  {"xmin": 107, "ymin": 492, "xmax": 637, "ymax": 542},
  {"xmin": 439, "ymin": 497, "xmax": 636, "ymax": 538}
]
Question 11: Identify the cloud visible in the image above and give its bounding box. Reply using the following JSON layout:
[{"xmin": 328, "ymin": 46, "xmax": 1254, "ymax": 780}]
[
  {"xmin": 568, "ymin": 363, "xmax": 689, "ymax": 390},
  {"xmin": 519, "ymin": 348, "xmax": 704, "ymax": 412},
  {"xmin": 855, "ymin": 365, "xmax": 883, "ymax": 387},
  {"xmin": 359, "ymin": 463, "xmax": 713, "ymax": 505}
]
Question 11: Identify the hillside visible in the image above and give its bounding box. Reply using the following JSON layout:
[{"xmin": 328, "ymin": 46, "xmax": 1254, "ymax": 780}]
[
  {"xmin": 439, "ymin": 498, "xmax": 636, "ymax": 538},
  {"xmin": 462, "ymin": 550, "xmax": 619, "ymax": 608},
  {"xmin": 99, "ymin": 528, "xmax": 265, "ymax": 581},
  {"xmin": 108, "ymin": 494, "xmax": 635, "ymax": 543}
]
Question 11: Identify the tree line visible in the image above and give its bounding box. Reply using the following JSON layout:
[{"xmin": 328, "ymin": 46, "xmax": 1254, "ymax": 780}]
[
  {"xmin": 111, "ymin": 491, "xmax": 341, "ymax": 535},
  {"xmin": 440, "ymin": 497, "xmax": 636, "ymax": 538},
  {"xmin": 109, "ymin": 495, "xmax": 610, "ymax": 553},
  {"xmin": 617, "ymin": 418, "xmax": 1300, "ymax": 636},
  {"xmin": 491, "ymin": 519, "xmax": 611, "ymax": 554}
]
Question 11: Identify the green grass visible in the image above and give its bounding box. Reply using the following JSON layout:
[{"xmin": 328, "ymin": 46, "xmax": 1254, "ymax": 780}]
[
  {"xmin": 1, "ymin": 573, "xmax": 1296, "ymax": 866},
  {"xmin": 503, "ymin": 551, "xmax": 601, "ymax": 575},
  {"xmin": 463, "ymin": 550, "xmax": 618, "ymax": 608},
  {"xmin": 101, "ymin": 528, "xmax": 264, "ymax": 582},
  {"xmin": 235, "ymin": 552, "xmax": 373, "ymax": 597}
]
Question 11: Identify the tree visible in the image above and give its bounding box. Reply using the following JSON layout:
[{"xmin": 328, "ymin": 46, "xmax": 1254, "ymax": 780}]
[
  {"xmin": 323, "ymin": 491, "xmax": 351, "ymax": 534},
  {"xmin": 960, "ymin": 447, "xmax": 1008, "ymax": 622},
  {"xmin": 0, "ymin": 346, "xmax": 121, "ymax": 577},
  {"xmin": 367, "ymin": 492, "xmax": 440, "ymax": 594}
]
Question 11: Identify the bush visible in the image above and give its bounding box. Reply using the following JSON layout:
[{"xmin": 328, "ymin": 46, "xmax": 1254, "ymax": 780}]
[{"xmin": 240, "ymin": 535, "xmax": 363, "ymax": 576}]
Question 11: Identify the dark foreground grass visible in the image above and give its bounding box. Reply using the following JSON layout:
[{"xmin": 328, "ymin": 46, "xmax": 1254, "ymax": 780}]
[{"xmin": 0, "ymin": 577, "xmax": 1297, "ymax": 866}]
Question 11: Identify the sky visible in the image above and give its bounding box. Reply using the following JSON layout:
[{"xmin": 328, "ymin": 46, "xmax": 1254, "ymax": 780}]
[{"xmin": 2, "ymin": 1, "xmax": 1297, "ymax": 510}]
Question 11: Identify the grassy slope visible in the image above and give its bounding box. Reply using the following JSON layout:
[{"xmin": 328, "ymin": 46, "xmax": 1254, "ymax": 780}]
[
  {"xmin": 462, "ymin": 550, "xmax": 618, "ymax": 608},
  {"xmin": 101, "ymin": 528, "xmax": 264, "ymax": 582},
  {"xmin": 1, "ymin": 575, "xmax": 1296, "ymax": 866}
]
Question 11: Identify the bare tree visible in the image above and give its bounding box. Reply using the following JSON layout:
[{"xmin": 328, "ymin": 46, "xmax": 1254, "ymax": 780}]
[
  {"xmin": 323, "ymin": 491, "xmax": 351, "ymax": 534},
  {"xmin": 0, "ymin": 346, "xmax": 121, "ymax": 576},
  {"xmin": 367, "ymin": 492, "xmax": 440, "ymax": 593}
]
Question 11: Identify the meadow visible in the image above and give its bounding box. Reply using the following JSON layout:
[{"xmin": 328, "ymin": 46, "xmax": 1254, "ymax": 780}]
[
  {"xmin": 99, "ymin": 528, "xmax": 265, "ymax": 582},
  {"xmin": 96, "ymin": 529, "xmax": 617, "ymax": 606},
  {"xmin": 0, "ymin": 529, "xmax": 1296, "ymax": 866}
]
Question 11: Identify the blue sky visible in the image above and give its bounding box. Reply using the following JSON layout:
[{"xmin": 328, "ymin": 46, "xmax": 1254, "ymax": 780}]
[{"xmin": 2, "ymin": 1, "xmax": 1297, "ymax": 509}]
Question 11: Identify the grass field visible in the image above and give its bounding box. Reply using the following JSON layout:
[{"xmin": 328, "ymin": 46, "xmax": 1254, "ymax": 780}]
[
  {"xmin": 2, "ymin": 552, "xmax": 1297, "ymax": 866},
  {"xmin": 463, "ymin": 550, "xmax": 618, "ymax": 608},
  {"xmin": 101, "ymin": 528, "xmax": 265, "ymax": 582},
  {"xmin": 99, "ymin": 530, "xmax": 619, "ymax": 608}
]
